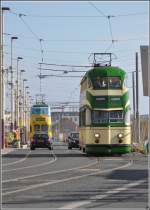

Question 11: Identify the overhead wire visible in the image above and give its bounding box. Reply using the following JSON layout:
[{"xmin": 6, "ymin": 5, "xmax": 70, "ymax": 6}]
[
  {"xmin": 39, "ymin": 62, "xmax": 92, "ymax": 68},
  {"xmin": 88, "ymin": 2, "xmax": 115, "ymax": 53},
  {"xmin": 37, "ymin": 74, "xmax": 83, "ymax": 78},
  {"xmin": 38, "ymin": 68, "xmax": 87, "ymax": 73},
  {"xmin": 18, "ymin": 13, "xmax": 45, "ymax": 93},
  {"xmin": 10, "ymin": 9, "xmax": 147, "ymax": 18}
]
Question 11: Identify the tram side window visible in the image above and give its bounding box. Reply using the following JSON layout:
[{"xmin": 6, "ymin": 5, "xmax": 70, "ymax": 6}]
[
  {"xmin": 79, "ymin": 110, "xmax": 86, "ymax": 126},
  {"xmin": 92, "ymin": 111, "xmax": 108, "ymax": 123}
]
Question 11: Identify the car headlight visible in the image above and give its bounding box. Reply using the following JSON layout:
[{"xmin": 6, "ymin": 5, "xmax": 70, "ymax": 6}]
[
  {"xmin": 117, "ymin": 133, "xmax": 124, "ymax": 139},
  {"xmin": 95, "ymin": 133, "xmax": 100, "ymax": 138}
]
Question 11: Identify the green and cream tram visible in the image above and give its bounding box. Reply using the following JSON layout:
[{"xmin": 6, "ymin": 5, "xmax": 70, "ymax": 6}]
[{"xmin": 79, "ymin": 66, "xmax": 131, "ymax": 155}]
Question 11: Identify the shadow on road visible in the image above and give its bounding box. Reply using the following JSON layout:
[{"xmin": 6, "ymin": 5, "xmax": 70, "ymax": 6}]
[{"xmin": 101, "ymin": 169, "xmax": 148, "ymax": 181}]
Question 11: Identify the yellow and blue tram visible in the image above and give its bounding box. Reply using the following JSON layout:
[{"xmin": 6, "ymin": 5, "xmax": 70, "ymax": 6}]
[
  {"xmin": 30, "ymin": 102, "xmax": 53, "ymax": 150},
  {"xmin": 79, "ymin": 65, "xmax": 131, "ymax": 155}
]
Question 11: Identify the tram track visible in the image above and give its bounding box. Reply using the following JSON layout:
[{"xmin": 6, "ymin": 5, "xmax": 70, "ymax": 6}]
[
  {"xmin": 2, "ymin": 150, "xmax": 31, "ymax": 167},
  {"xmin": 2, "ymin": 150, "xmax": 57, "ymax": 173},
  {"xmin": 2, "ymin": 155, "xmax": 133, "ymax": 196}
]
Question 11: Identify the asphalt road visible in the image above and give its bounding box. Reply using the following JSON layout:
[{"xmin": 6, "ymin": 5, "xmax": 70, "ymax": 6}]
[{"xmin": 2, "ymin": 141, "xmax": 148, "ymax": 209}]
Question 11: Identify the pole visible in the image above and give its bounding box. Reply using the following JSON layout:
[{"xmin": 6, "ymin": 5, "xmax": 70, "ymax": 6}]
[
  {"xmin": 0, "ymin": 9, "xmax": 4, "ymax": 148},
  {"xmin": 10, "ymin": 36, "xmax": 18, "ymax": 131},
  {"xmin": 16, "ymin": 57, "xmax": 23, "ymax": 129},
  {"xmin": 132, "ymin": 71, "xmax": 136, "ymax": 142},
  {"xmin": 135, "ymin": 52, "xmax": 140, "ymax": 144},
  {"xmin": 10, "ymin": 38, "xmax": 13, "ymax": 130},
  {"xmin": 1, "ymin": 7, "xmax": 10, "ymax": 148}
]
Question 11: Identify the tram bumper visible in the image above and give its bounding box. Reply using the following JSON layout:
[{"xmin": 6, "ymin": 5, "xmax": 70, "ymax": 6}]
[{"xmin": 85, "ymin": 144, "xmax": 131, "ymax": 155}]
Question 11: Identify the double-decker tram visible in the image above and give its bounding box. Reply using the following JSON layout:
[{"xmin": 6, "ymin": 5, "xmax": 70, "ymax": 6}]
[
  {"xmin": 30, "ymin": 100, "xmax": 53, "ymax": 150},
  {"xmin": 79, "ymin": 53, "xmax": 131, "ymax": 155}
]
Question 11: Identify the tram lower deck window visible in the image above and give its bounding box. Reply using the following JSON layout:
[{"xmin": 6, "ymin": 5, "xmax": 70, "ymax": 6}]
[{"xmin": 92, "ymin": 110, "xmax": 124, "ymax": 124}]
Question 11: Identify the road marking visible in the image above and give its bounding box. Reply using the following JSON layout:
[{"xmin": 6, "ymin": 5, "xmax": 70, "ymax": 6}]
[
  {"xmin": 2, "ymin": 160, "xmax": 132, "ymax": 196},
  {"xmin": 3, "ymin": 160, "xmax": 97, "ymax": 183},
  {"xmin": 2, "ymin": 151, "xmax": 57, "ymax": 173},
  {"xmin": 2, "ymin": 150, "xmax": 31, "ymax": 166},
  {"xmin": 78, "ymin": 168, "xmax": 100, "ymax": 171},
  {"xmin": 59, "ymin": 179, "xmax": 146, "ymax": 209}
]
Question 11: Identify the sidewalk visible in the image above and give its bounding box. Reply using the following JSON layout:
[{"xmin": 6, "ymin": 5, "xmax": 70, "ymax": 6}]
[{"xmin": 1, "ymin": 148, "xmax": 14, "ymax": 155}]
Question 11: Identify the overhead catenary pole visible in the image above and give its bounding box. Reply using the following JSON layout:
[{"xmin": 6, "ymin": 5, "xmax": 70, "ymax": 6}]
[
  {"xmin": 22, "ymin": 79, "xmax": 27, "ymax": 144},
  {"xmin": 16, "ymin": 57, "xmax": 23, "ymax": 130},
  {"xmin": 132, "ymin": 71, "xmax": 136, "ymax": 141},
  {"xmin": 1, "ymin": 7, "xmax": 10, "ymax": 149},
  {"xmin": 135, "ymin": 52, "xmax": 140, "ymax": 144},
  {"xmin": 10, "ymin": 36, "xmax": 18, "ymax": 131},
  {"xmin": 19, "ymin": 70, "xmax": 25, "ymax": 129}
]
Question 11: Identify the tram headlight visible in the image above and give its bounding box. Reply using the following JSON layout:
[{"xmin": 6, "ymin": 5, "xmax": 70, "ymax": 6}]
[
  {"xmin": 117, "ymin": 133, "xmax": 124, "ymax": 139},
  {"xmin": 94, "ymin": 133, "xmax": 100, "ymax": 138}
]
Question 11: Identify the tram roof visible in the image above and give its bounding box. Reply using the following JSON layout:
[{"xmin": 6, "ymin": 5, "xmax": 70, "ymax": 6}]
[
  {"xmin": 32, "ymin": 103, "xmax": 49, "ymax": 107},
  {"xmin": 81, "ymin": 66, "xmax": 126, "ymax": 83}
]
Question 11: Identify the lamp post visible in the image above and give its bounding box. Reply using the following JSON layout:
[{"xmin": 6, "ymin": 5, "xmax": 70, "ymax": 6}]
[
  {"xmin": 22, "ymin": 79, "xmax": 27, "ymax": 144},
  {"xmin": 24, "ymin": 86, "xmax": 29, "ymax": 144},
  {"xmin": 19, "ymin": 70, "xmax": 25, "ymax": 129},
  {"xmin": 15, "ymin": 57, "xmax": 23, "ymax": 129},
  {"xmin": 10, "ymin": 36, "xmax": 18, "ymax": 131},
  {"xmin": 26, "ymin": 91, "xmax": 30, "ymax": 145}
]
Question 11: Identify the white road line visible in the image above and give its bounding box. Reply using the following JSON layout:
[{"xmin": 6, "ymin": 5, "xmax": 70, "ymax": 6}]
[
  {"xmin": 3, "ymin": 160, "xmax": 97, "ymax": 183},
  {"xmin": 59, "ymin": 179, "xmax": 146, "ymax": 209},
  {"xmin": 2, "ymin": 150, "xmax": 31, "ymax": 166},
  {"xmin": 2, "ymin": 151, "xmax": 57, "ymax": 173},
  {"xmin": 2, "ymin": 160, "xmax": 132, "ymax": 196}
]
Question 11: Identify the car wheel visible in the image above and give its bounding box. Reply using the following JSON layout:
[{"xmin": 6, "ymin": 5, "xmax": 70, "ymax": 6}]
[
  {"xmin": 68, "ymin": 146, "xmax": 72, "ymax": 150},
  {"xmin": 30, "ymin": 146, "xmax": 35, "ymax": 150}
]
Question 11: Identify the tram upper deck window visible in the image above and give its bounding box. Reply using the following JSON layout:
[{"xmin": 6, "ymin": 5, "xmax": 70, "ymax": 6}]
[
  {"xmin": 93, "ymin": 77, "xmax": 121, "ymax": 89},
  {"xmin": 108, "ymin": 77, "xmax": 121, "ymax": 89},
  {"xmin": 31, "ymin": 107, "xmax": 48, "ymax": 115}
]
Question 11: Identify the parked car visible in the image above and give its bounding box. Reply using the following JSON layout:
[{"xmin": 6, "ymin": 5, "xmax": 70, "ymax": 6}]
[{"xmin": 67, "ymin": 132, "xmax": 79, "ymax": 149}]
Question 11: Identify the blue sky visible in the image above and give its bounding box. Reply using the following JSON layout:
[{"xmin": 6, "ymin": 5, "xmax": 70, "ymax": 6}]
[{"xmin": 2, "ymin": 1, "xmax": 149, "ymax": 114}]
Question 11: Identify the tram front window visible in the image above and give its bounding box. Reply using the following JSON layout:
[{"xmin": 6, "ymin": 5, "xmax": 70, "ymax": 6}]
[
  {"xmin": 92, "ymin": 110, "xmax": 124, "ymax": 124},
  {"xmin": 31, "ymin": 107, "xmax": 48, "ymax": 115},
  {"xmin": 108, "ymin": 77, "xmax": 121, "ymax": 89},
  {"xmin": 93, "ymin": 77, "xmax": 121, "ymax": 89},
  {"xmin": 41, "ymin": 125, "xmax": 48, "ymax": 132},
  {"xmin": 109, "ymin": 110, "xmax": 124, "ymax": 123},
  {"xmin": 92, "ymin": 111, "xmax": 108, "ymax": 123},
  {"xmin": 34, "ymin": 125, "xmax": 40, "ymax": 131}
]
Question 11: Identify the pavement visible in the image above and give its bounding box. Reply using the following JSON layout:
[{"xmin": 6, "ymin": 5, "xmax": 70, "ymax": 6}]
[
  {"xmin": 1, "ymin": 148, "xmax": 14, "ymax": 155},
  {"xmin": 1, "ymin": 144, "xmax": 28, "ymax": 155}
]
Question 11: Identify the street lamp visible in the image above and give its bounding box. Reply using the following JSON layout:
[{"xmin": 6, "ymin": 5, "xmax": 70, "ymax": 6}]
[
  {"xmin": 19, "ymin": 70, "xmax": 25, "ymax": 129},
  {"xmin": 10, "ymin": 36, "xmax": 18, "ymax": 131},
  {"xmin": 24, "ymin": 86, "xmax": 29, "ymax": 144},
  {"xmin": 1, "ymin": 7, "xmax": 10, "ymax": 148}
]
